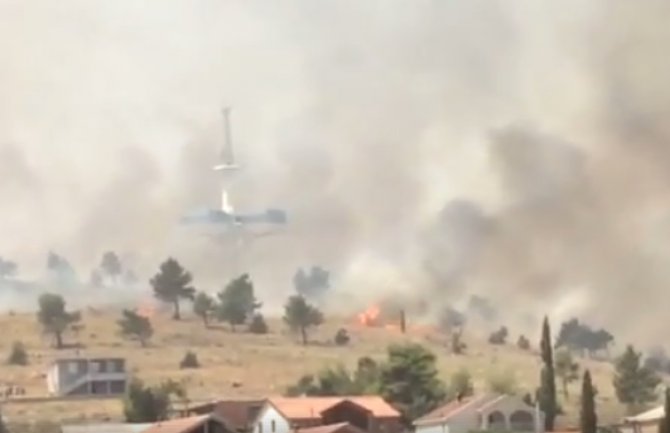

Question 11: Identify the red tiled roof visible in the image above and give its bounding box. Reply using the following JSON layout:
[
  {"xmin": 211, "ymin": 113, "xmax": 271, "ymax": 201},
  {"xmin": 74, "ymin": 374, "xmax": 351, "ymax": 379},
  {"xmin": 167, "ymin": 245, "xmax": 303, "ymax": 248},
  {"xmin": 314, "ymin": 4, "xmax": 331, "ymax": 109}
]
[{"xmin": 268, "ymin": 396, "xmax": 400, "ymax": 420}]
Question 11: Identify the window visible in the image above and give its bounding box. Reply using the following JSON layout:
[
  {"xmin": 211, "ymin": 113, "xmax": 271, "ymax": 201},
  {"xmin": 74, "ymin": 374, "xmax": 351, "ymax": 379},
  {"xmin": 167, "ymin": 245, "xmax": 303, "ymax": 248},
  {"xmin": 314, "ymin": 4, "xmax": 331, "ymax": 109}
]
[
  {"xmin": 110, "ymin": 381, "xmax": 126, "ymax": 394},
  {"xmin": 91, "ymin": 361, "xmax": 107, "ymax": 373},
  {"xmin": 91, "ymin": 381, "xmax": 108, "ymax": 394},
  {"xmin": 271, "ymin": 420, "xmax": 276, "ymax": 432},
  {"xmin": 67, "ymin": 362, "xmax": 78, "ymax": 374},
  {"xmin": 487, "ymin": 411, "xmax": 506, "ymax": 431},
  {"xmin": 112, "ymin": 359, "xmax": 125, "ymax": 373}
]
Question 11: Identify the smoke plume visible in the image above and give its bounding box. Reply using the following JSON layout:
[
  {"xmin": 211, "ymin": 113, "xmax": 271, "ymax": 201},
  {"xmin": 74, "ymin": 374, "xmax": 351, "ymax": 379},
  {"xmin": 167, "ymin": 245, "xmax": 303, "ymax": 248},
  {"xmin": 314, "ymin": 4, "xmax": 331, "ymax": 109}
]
[{"xmin": 1, "ymin": 0, "xmax": 670, "ymax": 344}]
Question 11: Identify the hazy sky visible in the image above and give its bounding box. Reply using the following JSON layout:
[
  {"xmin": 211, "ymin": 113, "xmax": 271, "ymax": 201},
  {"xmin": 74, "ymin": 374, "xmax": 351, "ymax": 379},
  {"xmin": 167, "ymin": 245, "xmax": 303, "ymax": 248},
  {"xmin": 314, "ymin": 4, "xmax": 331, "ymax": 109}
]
[{"xmin": 3, "ymin": 1, "xmax": 670, "ymax": 344}]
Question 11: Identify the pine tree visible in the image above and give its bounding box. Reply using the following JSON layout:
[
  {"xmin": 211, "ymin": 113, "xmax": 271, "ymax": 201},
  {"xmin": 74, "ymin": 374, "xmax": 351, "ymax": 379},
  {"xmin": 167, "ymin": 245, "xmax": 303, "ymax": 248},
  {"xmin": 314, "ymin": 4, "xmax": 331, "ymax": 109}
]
[
  {"xmin": 217, "ymin": 274, "xmax": 261, "ymax": 331},
  {"xmin": 379, "ymin": 343, "xmax": 447, "ymax": 423},
  {"xmin": 37, "ymin": 293, "xmax": 81, "ymax": 349},
  {"xmin": 0, "ymin": 410, "xmax": 8, "ymax": 433},
  {"xmin": 538, "ymin": 316, "xmax": 558, "ymax": 431},
  {"xmin": 193, "ymin": 292, "xmax": 215, "ymax": 327},
  {"xmin": 614, "ymin": 345, "xmax": 661, "ymax": 412},
  {"xmin": 556, "ymin": 349, "xmax": 580, "ymax": 399},
  {"xmin": 150, "ymin": 258, "xmax": 195, "ymax": 320},
  {"xmin": 283, "ymin": 295, "xmax": 323, "ymax": 345},
  {"xmin": 581, "ymin": 370, "xmax": 597, "ymax": 433},
  {"xmin": 118, "ymin": 310, "xmax": 153, "ymax": 347},
  {"xmin": 100, "ymin": 251, "xmax": 123, "ymax": 285}
]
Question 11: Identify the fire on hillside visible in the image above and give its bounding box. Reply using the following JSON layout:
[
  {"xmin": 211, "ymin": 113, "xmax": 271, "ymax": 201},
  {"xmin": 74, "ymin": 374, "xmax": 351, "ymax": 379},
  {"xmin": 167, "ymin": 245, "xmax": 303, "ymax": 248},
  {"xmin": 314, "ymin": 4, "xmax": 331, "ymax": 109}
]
[
  {"xmin": 137, "ymin": 298, "xmax": 157, "ymax": 318},
  {"xmin": 355, "ymin": 304, "xmax": 437, "ymax": 336}
]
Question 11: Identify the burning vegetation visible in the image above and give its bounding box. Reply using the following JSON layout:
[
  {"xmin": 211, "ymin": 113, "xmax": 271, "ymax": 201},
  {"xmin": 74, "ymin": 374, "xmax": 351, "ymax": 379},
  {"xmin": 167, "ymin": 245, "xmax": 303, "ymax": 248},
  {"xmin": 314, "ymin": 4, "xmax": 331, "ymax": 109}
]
[{"xmin": 356, "ymin": 303, "xmax": 436, "ymax": 336}]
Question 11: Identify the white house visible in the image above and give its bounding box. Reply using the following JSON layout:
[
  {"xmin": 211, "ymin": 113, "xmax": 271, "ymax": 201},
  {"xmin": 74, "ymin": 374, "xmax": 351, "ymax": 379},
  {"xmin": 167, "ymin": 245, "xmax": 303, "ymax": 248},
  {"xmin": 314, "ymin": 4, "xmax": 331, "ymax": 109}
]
[
  {"xmin": 46, "ymin": 357, "xmax": 128, "ymax": 397},
  {"xmin": 413, "ymin": 394, "xmax": 544, "ymax": 433},
  {"xmin": 621, "ymin": 405, "xmax": 664, "ymax": 433},
  {"xmin": 252, "ymin": 396, "xmax": 402, "ymax": 433}
]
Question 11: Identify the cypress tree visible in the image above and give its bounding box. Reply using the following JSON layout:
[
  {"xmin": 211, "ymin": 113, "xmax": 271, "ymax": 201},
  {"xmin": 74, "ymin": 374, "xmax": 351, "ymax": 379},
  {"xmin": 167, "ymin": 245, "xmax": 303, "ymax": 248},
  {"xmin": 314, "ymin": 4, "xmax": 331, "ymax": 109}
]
[
  {"xmin": 659, "ymin": 388, "xmax": 670, "ymax": 433},
  {"xmin": 0, "ymin": 410, "xmax": 8, "ymax": 433},
  {"xmin": 539, "ymin": 316, "xmax": 558, "ymax": 431},
  {"xmin": 581, "ymin": 370, "xmax": 597, "ymax": 433}
]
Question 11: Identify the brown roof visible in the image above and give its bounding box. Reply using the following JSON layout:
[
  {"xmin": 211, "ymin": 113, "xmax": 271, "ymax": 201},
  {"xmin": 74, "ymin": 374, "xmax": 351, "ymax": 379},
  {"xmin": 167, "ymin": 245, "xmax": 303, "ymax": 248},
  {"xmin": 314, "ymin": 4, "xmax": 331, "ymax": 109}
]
[
  {"xmin": 178, "ymin": 398, "xmax": 263, "ymax": 430},
  {"xmin": 141, "ymin": 415, "xmax": 222, "ymax": 433},
  {"xmin": 413, "ymin": 395, "xmax": 503, "ymax": 425},
  {"xmin": 268, "ymin": 396, "xmax": 400, "ymax": 420},
  {"xmin": 214, "ymin": 399, "xmax": 264, "ymax": 430},
  {"xmin": 298, "ymin": 422, "xmax": 368, "ymax": 433}
]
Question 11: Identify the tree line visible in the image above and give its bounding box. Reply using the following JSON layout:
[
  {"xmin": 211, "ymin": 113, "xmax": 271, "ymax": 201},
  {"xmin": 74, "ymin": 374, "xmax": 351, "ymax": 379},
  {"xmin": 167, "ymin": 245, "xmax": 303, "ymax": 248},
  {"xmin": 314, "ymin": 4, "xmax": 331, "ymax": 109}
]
[
  {"xmin": 13, "ymin": 254, "xmax": 670, "ymax": 431},
  {"xmin": 538, "ymin": 317, "xmax": 661, "ymax": 431},
  {"xmin": 34, "ymin": 257, "xmax": 327, "ymax": 349},
  {"xmin": 282, "ymin": 315, "xmax": 664, "ymax": 432}
]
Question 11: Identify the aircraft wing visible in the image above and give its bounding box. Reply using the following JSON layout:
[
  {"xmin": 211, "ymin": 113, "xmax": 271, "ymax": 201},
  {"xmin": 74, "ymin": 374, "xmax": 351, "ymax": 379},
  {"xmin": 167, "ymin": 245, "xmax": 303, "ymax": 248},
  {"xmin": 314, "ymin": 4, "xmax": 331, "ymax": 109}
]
[{"xmin": 180, "ymin": 209, "xmax": 236, "ymax": 225}]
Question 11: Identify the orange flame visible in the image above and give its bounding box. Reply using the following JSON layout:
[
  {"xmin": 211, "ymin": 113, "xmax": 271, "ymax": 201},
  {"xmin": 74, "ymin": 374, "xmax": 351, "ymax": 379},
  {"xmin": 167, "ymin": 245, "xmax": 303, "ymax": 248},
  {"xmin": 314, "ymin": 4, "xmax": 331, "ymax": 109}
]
[
  {"xmin": 137, "ymin": 298, "xmax": 156, "ymax": 318},
  {"xmin": 357, "ymin": 305, "xmax": 381, "ymax": 326},
  {"xmin": 356, "ymin": 304, "xmax": 438, "ymax": 336}
]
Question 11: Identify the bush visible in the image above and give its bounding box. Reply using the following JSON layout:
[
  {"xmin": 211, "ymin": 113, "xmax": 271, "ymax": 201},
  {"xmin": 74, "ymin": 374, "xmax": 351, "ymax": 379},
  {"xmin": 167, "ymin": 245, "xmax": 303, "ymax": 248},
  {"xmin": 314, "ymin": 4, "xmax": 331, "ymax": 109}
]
[
  {"xmin": 334, "ymin": 328, "xmax": 351, "ymax": 346},
  {"xmin": 7, "ymin": 341, "xmax": 28, "ymax": 366},
  {"xmin": 248, "ymin": 313, "xmax": 269, "ymax": 334},
  {"xmin": 450, "ymin": 368, "xmax": 474, "ymax": 398},
  {"xmin": 451, "ymin": 331, "xmax": 467, "ymax": 355},
  {"xmin": 179, "ymin": 351, "xmax": 200, "ymax": 369},
  {"xmin": 517, "ymin": 335, "xmax": 531, "ymax": 350},
  {"xmin": 487, "ymin": 369, "xmax": 518, "ymax": 395},
  {"xmin": 123, "ymin": 379, "xmax": 172, "ymax": 422},
  {"xmin": 488, "ymin": 326, "xmax": 509, "ymax": 345}
]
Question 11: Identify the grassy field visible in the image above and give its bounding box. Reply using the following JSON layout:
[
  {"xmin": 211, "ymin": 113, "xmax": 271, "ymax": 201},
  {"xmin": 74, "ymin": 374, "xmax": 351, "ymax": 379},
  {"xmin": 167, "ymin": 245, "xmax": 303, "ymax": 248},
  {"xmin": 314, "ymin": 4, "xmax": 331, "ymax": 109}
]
[{"xmin": 0, "ymin": 308, "xmax": 629, "ymax": 427}]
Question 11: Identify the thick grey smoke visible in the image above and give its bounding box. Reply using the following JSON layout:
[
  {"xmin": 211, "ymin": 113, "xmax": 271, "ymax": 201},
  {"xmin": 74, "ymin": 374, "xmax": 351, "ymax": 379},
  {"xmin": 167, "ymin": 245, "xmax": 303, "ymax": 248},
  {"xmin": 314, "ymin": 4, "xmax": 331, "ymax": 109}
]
[{"xmin": 1, "ymin": 0, "xmax": 670, "ymax": 344}]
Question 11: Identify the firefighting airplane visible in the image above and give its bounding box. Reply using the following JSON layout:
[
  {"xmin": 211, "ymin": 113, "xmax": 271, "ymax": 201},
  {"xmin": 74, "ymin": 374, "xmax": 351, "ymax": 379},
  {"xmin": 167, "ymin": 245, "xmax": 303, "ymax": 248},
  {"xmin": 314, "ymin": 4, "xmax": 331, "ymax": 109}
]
[{"xmin": 179, "ymin": 107, "xmax": 287, "ymax": 241}]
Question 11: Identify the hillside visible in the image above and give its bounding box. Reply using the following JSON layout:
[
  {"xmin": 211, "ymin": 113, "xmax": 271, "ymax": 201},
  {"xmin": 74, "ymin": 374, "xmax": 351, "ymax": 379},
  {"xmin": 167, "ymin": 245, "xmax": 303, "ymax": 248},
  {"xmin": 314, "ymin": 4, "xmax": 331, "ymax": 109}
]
[{"xmin": 0, "ymin": 308, "xmax": 627, "ymax": 427}]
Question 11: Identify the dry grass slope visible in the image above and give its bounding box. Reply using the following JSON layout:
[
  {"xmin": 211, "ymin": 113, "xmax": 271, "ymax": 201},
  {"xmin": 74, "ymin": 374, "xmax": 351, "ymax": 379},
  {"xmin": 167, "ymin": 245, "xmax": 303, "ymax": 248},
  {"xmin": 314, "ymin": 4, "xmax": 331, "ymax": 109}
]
[{"xmin": 0, "ymin": 309, "xmax": 624, "ymax": 426}]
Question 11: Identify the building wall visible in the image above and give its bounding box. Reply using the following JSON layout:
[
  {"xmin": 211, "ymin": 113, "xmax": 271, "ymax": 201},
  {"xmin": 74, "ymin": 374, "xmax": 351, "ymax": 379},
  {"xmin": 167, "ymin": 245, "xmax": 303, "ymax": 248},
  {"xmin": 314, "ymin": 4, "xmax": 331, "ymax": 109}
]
[
  {"xmin": 415, "ymin": 422, "xmax": 450, "ymax": 433},
  {"xmin": 253, "ymin": 405, "xmax": 292, "ymax": 433},
  {"xmin": 46, "ymin": 364, "xmax": 59, "ymax": 395},
  {"xmin": 443, "ymin": 404, "xmax": 483, "ymax": 433},
  {"xmin": 57, "ymin": 359, "xmax": 89, "ymax": 394},
  {"xmin": 621, "ymin": 423, "xmax": 661, "ymax": 433},
  {"xmin": 368, "ymin": 416, "xmax": 403, "ymax": 433},
  {"xmin": 415, "ymin": 397, "xmax": 540, "ymax": 433},
  {"xmin": 50, "ymin": 359, "xmax": 128, "ymax": 396},
  {"xmin": 480, "ymin": 398, "xmax": 542, "ymax": 433}
]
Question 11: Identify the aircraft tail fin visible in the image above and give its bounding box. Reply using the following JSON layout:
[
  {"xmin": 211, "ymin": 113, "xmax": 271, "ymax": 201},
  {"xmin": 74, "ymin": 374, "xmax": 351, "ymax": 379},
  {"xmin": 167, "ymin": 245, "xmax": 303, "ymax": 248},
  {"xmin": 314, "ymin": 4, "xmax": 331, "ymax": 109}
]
[{"xmin": 220, "ymin": 107, "xmax": 235, "ymax": 166}]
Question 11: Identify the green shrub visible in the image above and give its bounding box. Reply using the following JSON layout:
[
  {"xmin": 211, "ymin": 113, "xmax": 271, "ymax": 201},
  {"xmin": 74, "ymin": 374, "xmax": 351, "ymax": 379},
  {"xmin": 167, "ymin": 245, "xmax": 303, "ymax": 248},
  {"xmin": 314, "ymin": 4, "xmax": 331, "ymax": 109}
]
[
  {"xmin": 179, "ymin": 351, "xmax": 200, "ymax": 369},
  {"xmin": 7, "ymin": 341, "xmax": 28, "ymax": 366},
  {"xmin": 248, "ymin": 314, "xmax": 269, "ymax": 334}
]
